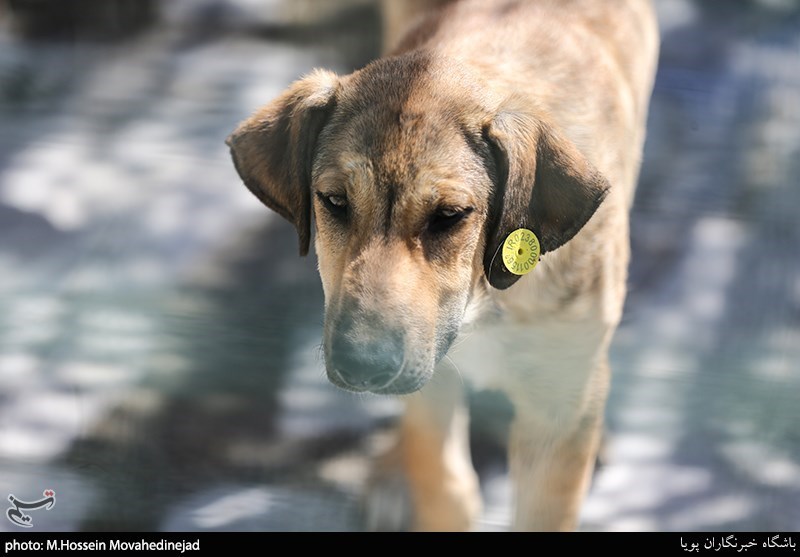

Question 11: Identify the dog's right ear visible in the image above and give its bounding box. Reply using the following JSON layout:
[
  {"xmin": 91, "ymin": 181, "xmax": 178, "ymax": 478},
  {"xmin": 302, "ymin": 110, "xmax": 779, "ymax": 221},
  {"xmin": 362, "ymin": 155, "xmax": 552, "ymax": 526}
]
[{"xmin": 226, "ymin": 70, "xmax": 339, "ymax": 256}]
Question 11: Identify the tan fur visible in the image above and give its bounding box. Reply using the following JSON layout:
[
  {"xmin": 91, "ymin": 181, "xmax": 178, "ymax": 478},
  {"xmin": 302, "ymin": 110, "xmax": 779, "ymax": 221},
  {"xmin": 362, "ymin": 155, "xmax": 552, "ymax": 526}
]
[
  {"xmin": 397, "ymin": 367, "xmax": 480, "ymax": 531},
  {"xmin": 380, "ymin": 0, "xmax": 456, "ymax": 53},
  {"xmin": 228, "ymin": 0, "xmax": 659, "ymax": 531}
]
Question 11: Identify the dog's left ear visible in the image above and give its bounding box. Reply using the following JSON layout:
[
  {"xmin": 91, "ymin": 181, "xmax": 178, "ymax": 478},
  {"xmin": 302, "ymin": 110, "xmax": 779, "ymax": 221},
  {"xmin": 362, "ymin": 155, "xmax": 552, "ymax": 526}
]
[
  {"xmin": 226, "ymin": 70, "xmax": 339, "ymax": 256},
  {"xmin": 482, "ymin": 110, "xmax": 610, "ymax": 289}
]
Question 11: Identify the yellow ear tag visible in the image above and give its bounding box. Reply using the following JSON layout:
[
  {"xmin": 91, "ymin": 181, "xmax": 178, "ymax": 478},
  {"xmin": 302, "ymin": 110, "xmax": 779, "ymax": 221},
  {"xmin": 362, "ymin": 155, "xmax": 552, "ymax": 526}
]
[{"xmin": 502, "ymin": 228, "xmax": 541, "ymax": 275}]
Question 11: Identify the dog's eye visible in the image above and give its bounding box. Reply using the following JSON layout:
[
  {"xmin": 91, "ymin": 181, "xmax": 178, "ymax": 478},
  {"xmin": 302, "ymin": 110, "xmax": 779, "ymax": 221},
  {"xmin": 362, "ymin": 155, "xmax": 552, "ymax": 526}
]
[
  {"xmin": 317, "ymin": 192, "xmax": 348, "ymax": 218},
  {"xmin": 428, "ymin": 207, "xmax": 473, "ymax": 234}
]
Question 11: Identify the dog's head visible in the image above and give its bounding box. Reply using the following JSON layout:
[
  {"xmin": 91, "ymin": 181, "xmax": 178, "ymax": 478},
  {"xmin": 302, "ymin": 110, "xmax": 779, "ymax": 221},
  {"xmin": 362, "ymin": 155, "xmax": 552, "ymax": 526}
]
[{"xmin": 227, "ymin": 53, "xmax": 609, "ymax": 394}]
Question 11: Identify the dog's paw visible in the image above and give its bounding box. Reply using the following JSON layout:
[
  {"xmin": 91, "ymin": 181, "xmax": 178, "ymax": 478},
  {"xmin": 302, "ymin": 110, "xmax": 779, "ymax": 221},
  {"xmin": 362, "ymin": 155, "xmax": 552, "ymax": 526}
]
[
  {"xmin": 363, "ymin": 467, "xmax": 414, "ymax": 532},
  {"xmin": 410, "ymin": 475, "xmax": 482, "ymax": 532},
  {"xmin": 363, "ymin": 443, "xmax": 482, "ymax": 532}
]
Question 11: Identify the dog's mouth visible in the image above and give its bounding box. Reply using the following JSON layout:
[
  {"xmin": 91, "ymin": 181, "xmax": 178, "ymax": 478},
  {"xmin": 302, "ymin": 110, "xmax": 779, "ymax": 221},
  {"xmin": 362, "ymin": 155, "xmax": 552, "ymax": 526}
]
[
  {"xmin": 326, "ymin": 362, "xmax": 433, "ymax": 395},
  {"xmin": 324, "ymin": 339, "xmax": 441, "ymax": 395}
]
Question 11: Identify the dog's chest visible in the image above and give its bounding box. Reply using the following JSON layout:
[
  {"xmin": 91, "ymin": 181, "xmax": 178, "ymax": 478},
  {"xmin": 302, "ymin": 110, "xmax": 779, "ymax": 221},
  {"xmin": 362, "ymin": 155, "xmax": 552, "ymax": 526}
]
[{"xmin": 446, "ymin": 303, "xmax": 612, "ymax": 430}]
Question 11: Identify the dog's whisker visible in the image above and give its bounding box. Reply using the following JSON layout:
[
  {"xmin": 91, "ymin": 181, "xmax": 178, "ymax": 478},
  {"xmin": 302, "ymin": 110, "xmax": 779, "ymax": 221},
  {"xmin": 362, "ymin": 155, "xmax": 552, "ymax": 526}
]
[
  {"xmin": 449, "ymin": 332, "xmax": 473, "ymax": 350},
  {"xmin": 444, "ymin": 354, "xmax": 466, "ymax": 390}
]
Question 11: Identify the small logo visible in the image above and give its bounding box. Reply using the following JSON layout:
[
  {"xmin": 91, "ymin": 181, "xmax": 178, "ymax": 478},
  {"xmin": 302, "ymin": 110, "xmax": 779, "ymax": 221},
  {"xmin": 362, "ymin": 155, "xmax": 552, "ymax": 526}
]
[{"xmin": 6, "ymin": 490, "xmax": 56, "ymax": 528}]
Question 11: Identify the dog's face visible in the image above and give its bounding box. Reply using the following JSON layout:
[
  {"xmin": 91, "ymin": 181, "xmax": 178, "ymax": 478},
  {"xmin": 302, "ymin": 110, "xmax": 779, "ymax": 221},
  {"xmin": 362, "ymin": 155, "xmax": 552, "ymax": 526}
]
[{"xmin": 228, "ymin": 54, "xmax": 609, "ymax": 394}]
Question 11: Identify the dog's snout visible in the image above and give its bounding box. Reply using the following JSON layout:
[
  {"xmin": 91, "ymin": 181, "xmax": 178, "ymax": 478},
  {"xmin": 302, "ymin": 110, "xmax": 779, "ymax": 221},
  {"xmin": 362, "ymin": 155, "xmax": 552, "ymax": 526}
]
[{"xmin": 328, "ymin": 326, "xmax": 404, "ymax": 392}]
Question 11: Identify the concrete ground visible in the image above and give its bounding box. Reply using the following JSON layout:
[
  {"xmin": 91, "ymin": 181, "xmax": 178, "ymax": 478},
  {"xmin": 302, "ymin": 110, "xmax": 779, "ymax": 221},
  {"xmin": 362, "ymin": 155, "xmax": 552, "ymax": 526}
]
[{"xmin": 0, "ymin": 0, "xmax": 798, "ymax": 532}]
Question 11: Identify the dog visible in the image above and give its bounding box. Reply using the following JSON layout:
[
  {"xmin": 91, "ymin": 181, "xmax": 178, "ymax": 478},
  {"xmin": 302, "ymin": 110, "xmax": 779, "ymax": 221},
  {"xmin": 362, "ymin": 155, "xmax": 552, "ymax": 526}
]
[{"xmin": 227, "ymin": 0, "xmax": 659, "ymax": 531}]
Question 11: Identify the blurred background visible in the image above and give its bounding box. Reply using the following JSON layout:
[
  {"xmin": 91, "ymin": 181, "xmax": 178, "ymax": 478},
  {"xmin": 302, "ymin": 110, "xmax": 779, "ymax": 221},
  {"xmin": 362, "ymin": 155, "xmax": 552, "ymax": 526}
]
[{"xmin": 0, "ymin": 0, "xmax": 798, "ymax": 532}]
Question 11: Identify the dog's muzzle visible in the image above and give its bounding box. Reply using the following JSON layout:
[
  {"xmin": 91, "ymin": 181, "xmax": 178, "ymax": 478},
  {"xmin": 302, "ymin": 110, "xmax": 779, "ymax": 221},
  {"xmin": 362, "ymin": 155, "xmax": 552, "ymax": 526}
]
[
  {"xmin": 325, "ymin": 313, "xmax": 407, "ymax": 394},
  {"xmin": 325, "ymin": 304, "xmax": 419, "ymax": 394}
]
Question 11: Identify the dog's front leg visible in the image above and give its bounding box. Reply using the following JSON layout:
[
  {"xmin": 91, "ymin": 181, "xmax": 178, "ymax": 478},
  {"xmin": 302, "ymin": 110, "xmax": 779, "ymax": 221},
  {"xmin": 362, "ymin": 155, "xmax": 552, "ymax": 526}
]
[
  {"xmin": 508, "ymin": 415, "xmax": 602, "ymax": 531},
  {"xmin": 507, "ymin": 362, "xmax": 608, "ymax": 531},
  {"xmin": 365, "ymin": 365, "xmax": 481, "ymax": 531}
]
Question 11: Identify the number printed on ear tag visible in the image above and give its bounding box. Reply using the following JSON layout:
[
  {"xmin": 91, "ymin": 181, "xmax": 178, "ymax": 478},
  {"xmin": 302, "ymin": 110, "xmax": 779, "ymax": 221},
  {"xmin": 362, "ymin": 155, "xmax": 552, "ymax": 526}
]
[{"xmin": 502, "ymin": 228, "xmax": 541, "ymax": 275}]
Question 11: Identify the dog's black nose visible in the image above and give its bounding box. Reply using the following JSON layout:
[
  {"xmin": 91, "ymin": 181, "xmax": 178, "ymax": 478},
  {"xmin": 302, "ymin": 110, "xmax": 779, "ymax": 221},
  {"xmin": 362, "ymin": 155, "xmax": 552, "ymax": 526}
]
[{"xmin": 327, "ymin": 328, "xmax": 404, "ymax": 392}]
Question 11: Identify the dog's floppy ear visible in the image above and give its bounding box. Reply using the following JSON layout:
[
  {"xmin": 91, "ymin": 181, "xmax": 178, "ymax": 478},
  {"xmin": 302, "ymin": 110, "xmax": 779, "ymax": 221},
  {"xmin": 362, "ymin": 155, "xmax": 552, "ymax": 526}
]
[
  {"xmin": 482, "ymin": 109, "xmax": 610, "ymax": 289},
  {"xmin": 226, "ymin": 70, "xmax": 339, "ymax": 256}
]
